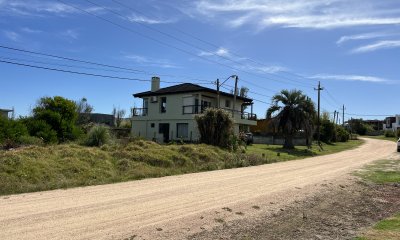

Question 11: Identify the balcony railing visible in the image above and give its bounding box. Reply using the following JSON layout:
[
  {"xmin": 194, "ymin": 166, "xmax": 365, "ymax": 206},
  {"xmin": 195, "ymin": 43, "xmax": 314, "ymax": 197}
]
[
  {"xmin": 182, "ymin": 105, "xmax": 205, "ymax": 114},
  {"xmin": 183, "ymin": 105, "xmax": 257, "ymax": 120},
  {"xmin": 132, "ymin": 108, "xmax": 148, "ymax": 117}
]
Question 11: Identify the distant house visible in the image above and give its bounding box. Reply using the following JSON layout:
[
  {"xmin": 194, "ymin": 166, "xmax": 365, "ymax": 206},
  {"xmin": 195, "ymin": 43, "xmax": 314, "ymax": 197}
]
[
  {"xmin": 0, "ymin": 108, "xmax": 13, "ymax": 119},
  {"xmin": 383, "ymin": 115, "xmax": 400, "ymax": 131},
  {"xmin": 131, "ymin": 77, "xmax": 257, "ymax": 143}
]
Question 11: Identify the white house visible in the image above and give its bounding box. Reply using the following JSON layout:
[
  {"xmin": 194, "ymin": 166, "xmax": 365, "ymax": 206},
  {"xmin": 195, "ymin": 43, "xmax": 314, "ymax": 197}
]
[
  {"xmin": 131, "ymin": 77, "xmax": 257, "ymax": 143},
  {"xmin": 383, "ymin": 115, "xmax": 400, "ymax": 131}
]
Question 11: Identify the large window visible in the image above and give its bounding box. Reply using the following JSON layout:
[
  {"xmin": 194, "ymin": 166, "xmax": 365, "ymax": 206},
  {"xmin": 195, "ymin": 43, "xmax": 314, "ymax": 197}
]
[
  {"xmin": 176, "ymin": 123, "xmax": 189, "ymax": 138},
  {"xmin": 160, "ymin": 97, "xmax": 167, "ymax": 113}
]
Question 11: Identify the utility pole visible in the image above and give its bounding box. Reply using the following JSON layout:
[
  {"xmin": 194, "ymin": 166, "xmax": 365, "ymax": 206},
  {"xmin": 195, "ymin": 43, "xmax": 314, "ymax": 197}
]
[
  {"xmin": 232, "ymin": 75, "xmax": 238, "ymax": 118},
  {"xmin": 216, "ymin": 78, "xmax": 220, "ymax": 109},
  {"xmin": 314, "ymin": 81, "xmax": 324, "ymax": 145},
  {"xmin": 336, "ymin": 111, "xmax": 339, "ymax": 125},
  {"xmin": 333, "ymin": 110, "xmax": 337, "ymax": 124},
  {"xmin": 342, "ymin": 104, "xmax": 345, "ymax": 127}
]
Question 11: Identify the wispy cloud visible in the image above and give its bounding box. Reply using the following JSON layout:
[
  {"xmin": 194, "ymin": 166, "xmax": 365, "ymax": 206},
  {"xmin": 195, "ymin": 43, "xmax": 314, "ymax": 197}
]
[
  {"xmin": 124, "ymin": 54, "xmax": 180, "ymax": 68},
  {"xmin": 337, "ymin": 32, "xmax": 392, "ymax": 45},
  {"xmin": 0, "ymin": 0, "xmax": 104, "ymax": 17},
  {"xmin": 3, "ymin": 30, "xmax": 20, "ymax": 42},
  {"xmin": 351, "ymin": 40, "xmax": 400, "ymax": 53},
  {"xmin": 126, "ymin": 14, "xmax": 176, "ymax": 24},
  {"xmin": 60, "ymin": 29, "xmax": 79, "ymax": 41},
  {"xmin": 188, "ymin": 0, "xmax": 400, "ymax": 30},
  {"xmin": 198, "ymin": 46, "xmax": 288, "ymax": 74},
  {"xmin": 309, "ymin": 74, "xmax": 391, "ymax": 83},
  {"xmin": 20, "ymin": 27, "xmax": 42, "ymax": 34},
  {"xmin": 199, "ymin": 47, "xmax": 230, "ymax": 57}
]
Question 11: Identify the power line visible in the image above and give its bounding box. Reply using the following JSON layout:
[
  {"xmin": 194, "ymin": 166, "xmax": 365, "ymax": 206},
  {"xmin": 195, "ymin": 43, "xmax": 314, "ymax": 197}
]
[
  {"xmin": 111, "ymin": 0, "xmax": 316, "ymax": 88},
  {"xmin": 0, "ymin": 45, "xmax": 214, "ymax": 84},
  {"xmin": 0, "ymin": 59, "xmax": 202, "ymax": 84},
  {"xmin": 58, "ymin": 0, "xmax": 311, "ymax": 92},
  {"xmin": 345, "ymin": 113, "xmax": 392, "ymax": 117}
]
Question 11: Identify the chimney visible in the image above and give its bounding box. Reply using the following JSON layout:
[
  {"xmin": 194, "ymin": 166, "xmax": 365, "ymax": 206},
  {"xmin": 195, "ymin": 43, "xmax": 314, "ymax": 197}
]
[{"xmin": 151, "ymin": 76, "xmax": 160, "ymax": 92}]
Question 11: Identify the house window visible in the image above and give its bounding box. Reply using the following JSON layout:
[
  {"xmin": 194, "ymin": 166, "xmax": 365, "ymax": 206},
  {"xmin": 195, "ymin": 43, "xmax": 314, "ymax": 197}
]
[
  {"xmin": 201, "ymin": 100, "xmax": 211, "ymax": 108},
  {"xmin": 225, "ymin": 100, "xmax": 231, "ymax": 108},
  {"xmin": 160, "ymin": 97, "xmax": 167, "ymax": 113},
  {"xmin": 143, "ymin": 98, "xmax": 149, "ymax": 116},
  {"xmin": 176, "ymin": 123, "xmax": 189, "ymax": 138},
  {"xmin": 151, "ymin": 123, "xmax": 155, "ymax": 128}
]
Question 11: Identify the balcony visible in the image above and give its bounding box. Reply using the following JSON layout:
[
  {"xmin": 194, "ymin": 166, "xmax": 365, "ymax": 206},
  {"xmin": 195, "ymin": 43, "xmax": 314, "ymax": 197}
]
[
  {"xmin": 182, "ymin": 105, "xmax": 205, "ymax": 114},
  {"xmin": 182, "ymin": 105, "xmax": 256, "ymax": 120},
  {"xmin": 132, "ymin": 108, "xmax": 148, "ymax": 117}
]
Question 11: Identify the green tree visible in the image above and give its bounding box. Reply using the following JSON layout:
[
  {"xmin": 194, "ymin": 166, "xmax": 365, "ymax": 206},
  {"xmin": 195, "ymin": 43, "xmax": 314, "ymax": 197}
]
[
  {"xmin": 348, "ymin": 119, "xmax": 368, "ymax": 135},
  {"xmin": 195, "ymin": 108, "xmax": 234, "ymax": 148},
  {"xmin": 32, "ymin": 96, "xmax": 80, "ymax": 142},
  {"xmin": 0, "ymin": 116, "xmax": 28, "ymax": 146},
  {"xmin": 267, "ymin": 89, "xmax": 316, "ymax": 149}
]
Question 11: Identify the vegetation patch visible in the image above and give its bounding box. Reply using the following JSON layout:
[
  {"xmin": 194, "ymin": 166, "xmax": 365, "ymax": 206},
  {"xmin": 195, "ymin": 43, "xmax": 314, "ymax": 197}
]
[
  {"xmin": 246, "ymin": 140, "xmax": 363, "ymax": 162},
  {"xmin": 355, "ymin": 158, "xmax": 400, "ymax": 239}
]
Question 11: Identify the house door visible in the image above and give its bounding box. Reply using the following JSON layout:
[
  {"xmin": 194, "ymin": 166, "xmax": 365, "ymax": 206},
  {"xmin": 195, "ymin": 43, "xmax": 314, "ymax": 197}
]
[{"xmin": 159, "ymin": 123, "xmax": 170, "ymax": 143}]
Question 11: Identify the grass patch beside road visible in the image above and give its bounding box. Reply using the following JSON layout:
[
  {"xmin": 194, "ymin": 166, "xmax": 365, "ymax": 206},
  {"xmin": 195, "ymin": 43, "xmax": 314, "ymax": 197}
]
[
  {"xmin": 246, "ymin": 140, "xmax": 363, "ymax": 163},
  {"xmin": 364, "ymin": 135, "xmax": 398, "ymax": 142},
  {"xmin": 0, "ymin": 139, "xmax": 363, "ymax": 196},
  {"xmin": 355, "ymin": 158, "xmax": 400, "ymax": 240}
]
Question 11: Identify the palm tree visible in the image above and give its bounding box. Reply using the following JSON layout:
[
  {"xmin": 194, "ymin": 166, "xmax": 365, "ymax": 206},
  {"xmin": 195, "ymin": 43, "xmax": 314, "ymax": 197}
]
[{"xmin": 267, "ymin": 89, "xmax": 316, "ymax": 149}]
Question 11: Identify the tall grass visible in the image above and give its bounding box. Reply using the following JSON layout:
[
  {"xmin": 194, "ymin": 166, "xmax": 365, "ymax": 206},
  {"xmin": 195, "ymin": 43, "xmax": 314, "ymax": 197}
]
[{"xmin": 0, "ymin": 140, "xmax": 264, "ymax": 195}]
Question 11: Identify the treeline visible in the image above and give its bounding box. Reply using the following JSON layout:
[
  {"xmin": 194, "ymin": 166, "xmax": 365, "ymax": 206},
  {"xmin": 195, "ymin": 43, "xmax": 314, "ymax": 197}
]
[{"xmin": 0, "ymin": 96, "xmax": 128, "ymax": 149}]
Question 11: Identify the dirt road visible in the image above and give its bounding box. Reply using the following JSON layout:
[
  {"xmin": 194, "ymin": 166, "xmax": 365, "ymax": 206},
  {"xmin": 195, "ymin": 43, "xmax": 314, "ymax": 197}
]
[{"xmin": 0, "ymin": 138, "xmax": 397, "ymax": 240}]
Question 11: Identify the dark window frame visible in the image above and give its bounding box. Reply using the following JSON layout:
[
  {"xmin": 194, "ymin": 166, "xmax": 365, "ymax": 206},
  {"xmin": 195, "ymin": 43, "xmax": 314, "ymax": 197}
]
[
  {"xmin": 176, "ymin": 123, "xmax": 189, "ymax": 138},
  {"xmin": 160, "ymin": 97, "xmax": 167, "ymax": 113}
]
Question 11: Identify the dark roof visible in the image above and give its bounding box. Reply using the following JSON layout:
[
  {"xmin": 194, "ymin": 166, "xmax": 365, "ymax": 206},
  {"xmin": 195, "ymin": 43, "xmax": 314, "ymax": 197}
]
[
  {"xmin": 133, "ymin": 83, "xmax": 253, "ymax": 102},
  {"xmin": 0, "ymin": 109, "xmax": 13, "ymax": 112}
]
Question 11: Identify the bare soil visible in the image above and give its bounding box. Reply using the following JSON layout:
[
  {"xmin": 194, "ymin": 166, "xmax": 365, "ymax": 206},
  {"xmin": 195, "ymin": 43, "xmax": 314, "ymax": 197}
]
[
  {"xmin": 189, "ymin": 179, "xmax": 400, "ymax": 240},
  {"xmin": 0, "ymin": 138, "xmax": 398, "ymax": 240}
]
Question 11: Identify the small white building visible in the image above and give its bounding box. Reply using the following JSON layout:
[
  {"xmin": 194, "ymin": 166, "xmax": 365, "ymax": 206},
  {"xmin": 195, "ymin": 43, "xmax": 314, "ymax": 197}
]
[
  {"xmin": 383, "ymin": 115, "xmax": 400, "ymax": 131},
  {"xmin": 131, "ymin": 77, "xmax": 257, "ymax": 143}
]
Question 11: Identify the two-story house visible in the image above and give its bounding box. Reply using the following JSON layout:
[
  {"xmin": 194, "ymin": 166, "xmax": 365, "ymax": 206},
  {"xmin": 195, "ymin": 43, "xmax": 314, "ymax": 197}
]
[
  {"xmin": 383, "ymin": 115, "xmax": 400, "ymax": 132},
  {"xmin": 131, "ymin": 77, "xmax": 257, "ymax": 143}
]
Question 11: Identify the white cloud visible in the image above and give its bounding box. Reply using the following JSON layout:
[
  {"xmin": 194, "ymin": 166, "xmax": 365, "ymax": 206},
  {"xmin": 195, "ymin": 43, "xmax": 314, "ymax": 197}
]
[
  {"xmin": 199, "ymin": 47, "xmax": 230, "ymax": 57},
  {"xmin": 189, "ymin": 0, "xmax": 400, "ymax": 30},
  {"xmin": 309, "ymin": 74, "xmax": 390, "ymax": 83},
  {"xmin": 3, "ymin": 31, "xmax": 20, "ymax": 41},
  {"xmin": 127, "ymin": 14, "xmax": 176, "ymax": 24},
  {"xmin": 336, "ymin": 32, "xmax": 394, "ymax": 45},
  {"xmin": 351, "ymin": 40, "xmax": 400, "ymax": 53},
  {"xmin": 124, "ymin": 54, "xmax": 180, "ymax": 68},
  {"xmin": 60, "ymin": 29, "xmax": 79, "ymax": 40},
  {"xmin": 0, "ymin": 0, "xmax": 104, "ymax": 17},
  {"xmin": 20, "ymin": 27, "xmax": 42, "ymax": 34}
]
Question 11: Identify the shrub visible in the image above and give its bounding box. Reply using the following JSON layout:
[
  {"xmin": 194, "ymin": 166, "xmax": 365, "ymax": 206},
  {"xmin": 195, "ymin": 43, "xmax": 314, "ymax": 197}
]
[
  {"xmin": 85, "ymin": 125, "xmax": 111, "ymax": 147},
  {"xmin": 0, "ymin": 117, "xmax": 29, "ymax": 148},
  {"xmin": 384, "ymin": 130, "xmax": 396, "ymax": 138},
  {"xmin": 195, "ymin": 108, "xmax": 234, "ymax": 149},
  {"xmin": 18, "ymin": 135, "xmax": 44, "ymax": 146},
  {"xmin": 397, "ymin": 129, "xmax": 400, "ymax": 138},
  {"xmin": 32, "ymin": 96, "xmax": 81, "ymax": 142},
  {"xmin": 23, "ymin": 118, "xmax": 58, "ymax": 143},
  {"xmin": 336, "ymin": 126, "xmax": 349, "ymax": 142},
  {"xmin": 320, "ymin": 119, "xmax": 336, "ymax": 143}
]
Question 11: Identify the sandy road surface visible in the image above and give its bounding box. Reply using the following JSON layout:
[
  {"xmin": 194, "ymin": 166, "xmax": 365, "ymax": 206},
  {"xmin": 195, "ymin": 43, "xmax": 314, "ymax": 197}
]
[{"xmin": 0, "ymin": 138, "xmax": 397, "ymax": 240}]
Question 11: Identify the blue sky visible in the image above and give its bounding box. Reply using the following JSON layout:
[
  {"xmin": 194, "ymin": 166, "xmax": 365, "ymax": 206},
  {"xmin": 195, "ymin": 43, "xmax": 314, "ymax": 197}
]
[{"xmin": 1, "ymin": 0, "xmax": 399, "ymax": 122}]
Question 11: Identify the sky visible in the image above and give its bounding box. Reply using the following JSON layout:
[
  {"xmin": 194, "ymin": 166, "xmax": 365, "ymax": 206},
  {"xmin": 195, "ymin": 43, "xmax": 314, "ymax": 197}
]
[{"xmin": 1, "ymin": 0, "xmax": 400, "ymax": 122}]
